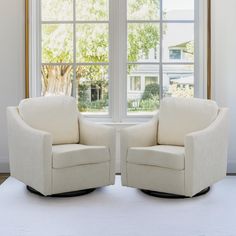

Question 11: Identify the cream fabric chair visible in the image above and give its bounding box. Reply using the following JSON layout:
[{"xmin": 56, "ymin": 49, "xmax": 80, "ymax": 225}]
[
  {"xmin": 7, "ymin": 96, "xmax": 115, "ymax": 196},
  {"xmin": 121, "ymin": 97, "xmax": 229, "ymax": 197}
]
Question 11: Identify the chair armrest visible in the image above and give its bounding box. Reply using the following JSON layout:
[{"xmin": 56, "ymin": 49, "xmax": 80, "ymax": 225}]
[
  {"xmin": 79, "ymin": 115, "xmax": 116, "ymax": 184},
  {"xmin": 7, "ymin": 107, "xmax": 52, "ymax": 195},
  {"xmin": 120, "ymin": 113, "xmax": 159, "ymax": 185},
  {"xmin": 184, "ymin": 108, "xmax": 229, "ymax": 196}
]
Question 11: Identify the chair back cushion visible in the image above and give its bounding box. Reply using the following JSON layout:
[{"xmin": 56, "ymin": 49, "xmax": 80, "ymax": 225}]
[
  {"xmin": 19, "ymin": 96, "xmax": 79, "ymax": 145},
  {"xmin": 158, "ymin": 97, "xmax": 218, "ymax": 146}
]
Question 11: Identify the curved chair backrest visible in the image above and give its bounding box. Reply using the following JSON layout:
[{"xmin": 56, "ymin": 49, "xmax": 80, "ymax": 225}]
[
  {"xmin": 158, "ymin": 97, "xmax": 219, "ymax": 146},
  {"xmin": 19, "ymin": 96, "xmax": 79, "ymax": 145}
]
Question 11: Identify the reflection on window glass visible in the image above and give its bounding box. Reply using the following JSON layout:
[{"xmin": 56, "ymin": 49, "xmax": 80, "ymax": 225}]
[
  {"xmin": 163, "ymin": 64, "xmax": 194, "ymax": 98},
  {"xmin": 127, "ymin": 64, "xmax": 160, "ymax": 114},
  {"xmin": 41, "ymin": 65, "xmax": 73, "ymax": 96},
  {"xmin": 76, "ymin": 65, "xmax": 109, "ymax": 114},
  {"xmin": 130, "ymin": 76, "xmax": 141, "ymax": 91},
  {"xmin": 76, "ymin": 0, "xmax": 109, "ymax": 21}
]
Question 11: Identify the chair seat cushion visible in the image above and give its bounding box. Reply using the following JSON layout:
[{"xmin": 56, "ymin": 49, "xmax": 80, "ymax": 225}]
[
  {"xmin": 52, "ymin": 144, "xmax": 110, "ymax": 169},
  {"xmin": 127, "ymin": 145, "xmax": 185, "ymax": 170}
]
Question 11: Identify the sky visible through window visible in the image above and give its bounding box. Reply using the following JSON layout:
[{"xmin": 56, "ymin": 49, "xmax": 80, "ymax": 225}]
[{"xmin": 164, "ymin": 0, "xmax": 193, "ymax": 10}]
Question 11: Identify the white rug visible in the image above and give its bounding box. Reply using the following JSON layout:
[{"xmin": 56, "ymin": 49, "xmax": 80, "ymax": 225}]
[{"xmin": 0, "ymin": 176, "xmax": 236, "ymax": 236}]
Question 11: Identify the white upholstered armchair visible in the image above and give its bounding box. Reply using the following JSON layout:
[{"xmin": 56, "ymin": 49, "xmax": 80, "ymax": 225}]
[
  {"xmin": 121, "ymin": 97, "xmax": 229, "ymax": 198},
  {"xmin": 7, "ymin": 96, "xmax": 115, "ymax": 196}
]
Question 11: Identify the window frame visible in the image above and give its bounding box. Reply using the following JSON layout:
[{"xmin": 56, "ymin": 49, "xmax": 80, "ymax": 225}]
[{"xmin": 29, "ymin": 0, "xmax": 208, "ymax": 123}]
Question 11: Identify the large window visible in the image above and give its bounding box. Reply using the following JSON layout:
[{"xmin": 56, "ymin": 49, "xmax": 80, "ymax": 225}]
[
  {"xmin": 32, "ymin": 0, "xmax": 202, "ymax": 120},
  {"xmin": 126, "ymin": 0, "xmax": 194, "ymax": 114},
  {"xmin": 41, "ymin": 0, "xmax": 109, "ymax": 115}
]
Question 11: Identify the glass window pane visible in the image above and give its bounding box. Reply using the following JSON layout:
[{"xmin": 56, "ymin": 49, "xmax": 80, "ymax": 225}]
[
  {"xmin": 127, "ymin": 64, "xmax": 160, "ymax": 115},
  {"xmin": 127, "ymin": 0, "xmax": 160, "ymax": 20},
  {"xmin": 130, "ymin": 76, "xmax": 141, "ymax": 91},
  {"xmin": 42, "ymin": 24, "xmax": 73, "ymax": 63},
  {"xmin": 76, "ymin": 65, "xmax": 109, "ymax": 114},
  {"xmin": 145, "ymin": 76, "xmax": 158, "ymax": 86},
  {"xmin": 163, "ymin": 64, "xmax": 194, "ymax": 98},
  {"xmin": 76, "ymin": 24, "xmax": 109, "ymax": 63},
  {"xmin": 163, "ymin": 23, "xmax": 194, "ymax": 63},
  {"xmin": 128, "ymin": 23, "xmax": 160, "ymax": 62},
  {"xmin": 41, "ymin": 0, "xmax": 73, "ymax": 21},
  {"xmin": 163, "ymin": 0, "xmax": 194, "ymax": 20},
  {"xmin": 169, "ymin": 49, "xmax": 181, "ymax": 60},
  {"xmin": 41, "ymin": 65, "xmax": 73, "ymax": 96},
  {"xmin": 76, "ymin": 0, "xmax": 109, "ymax": 21}
]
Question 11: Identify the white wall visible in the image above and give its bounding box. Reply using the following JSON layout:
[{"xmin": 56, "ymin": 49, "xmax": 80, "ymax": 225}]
[
  {"xmin": 212, "ymin": 0, "xmax": 236, "ymax": 172},
  {"xmin": 0, "ymin": 0, "xmax": 25, "ymax": 171}
]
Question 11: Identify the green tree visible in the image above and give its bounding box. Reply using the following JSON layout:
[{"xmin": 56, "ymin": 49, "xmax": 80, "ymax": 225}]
[
  {"xmin": 42, "ymin": 0, "xmax": 160, "ymax": 111},
  {"xmin": 185, "ymin": 41, "xmax": 194, "ymax": 55},
  {"xmin": 127, "ymin": 0, "xmax": 160, "ymax": 63},
  {"xmin": 141, "ymin": 83, "xmax": 159, "ymax": 101}
]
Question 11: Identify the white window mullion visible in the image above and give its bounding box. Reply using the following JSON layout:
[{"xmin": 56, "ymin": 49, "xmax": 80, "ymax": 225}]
[
  {"xmin": 194, "ymin": 0, "xmax": 199, "ymax": 98},
  {"xmin": 72, "ymin": 0, "xmax": 77, "ymax": 97},
  {"xmin": 29, "ymin": 0, "xmax": 41, "ymax": 97},
  {"xmin": 38, "ymin": 0, "xmax": 42, "ymax": 97},
  {"xmin": 119, "ymin": 0, "xmax": 128, "ymax": 122},
  {"xmin": 110, "ymin": 0, "xmax": 118, "ymax": 121},
  {"xmin": 41, "ymin": 20, "xmax": 109, "ymax": 24},
  {"xmin": 159, "ymin": 0, "xmax": 163, "ymax": 99},
  {"xmin": 195, "ymin": 0, "xmax": 208, "ymax": 99}
]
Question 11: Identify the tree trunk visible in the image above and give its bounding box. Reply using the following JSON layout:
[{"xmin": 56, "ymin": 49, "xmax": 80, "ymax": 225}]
[{"xmin": 41, "ymin": 65, "xmax": 72, "ymax": 96}]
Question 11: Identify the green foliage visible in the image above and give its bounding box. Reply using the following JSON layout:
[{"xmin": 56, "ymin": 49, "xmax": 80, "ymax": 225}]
[
  {"xmin": 76, "ymin": 24, "xmax": 108, "ymax": 63},
  {"xmin": 141, "ymin": 83, "xmax": 159, "ymax": 100},
  {"xmin": 185, "ymin": 41, "xmax": 194, "ymax": 55},
  {"xmin": 78, "ymin": 83, "xmax": 90, "ymax": 103},
  {"xmin": 42, "ymin": 0, "xmax": 161, "ymax": 112},
  {"xmin": 128, "ymin": 0, "xmax": 160, "ymax": 20},
  {"xmin": 77, "ymin": 65, "xmax": 108, "ymax": 83},
  {"xmin": 42, "ymin": 0, "xmax": 160, "ymax": 64},
  {"xmin": 128, "ymin": 98, "xmax": 159, "ymax": 112},
  {"xmin": 168, "ymin": 83, "xmax": 194, "ymax": 98},
  {"xmin": 42, "ymin": 0, "xmax": 73, "ymax": 21},
  {"xmin": 127, "ymin": 83, "xmax": 160, "ymax": 112},
  {"xmin": 78, "ymin": 77, "xmax": 109, "ymax": 112},
  {"xmin": 76, "ymin": 0, "xmax": 108, "ymax": 21},
  {"xmin": 42, "ymin": 24, "xmax": 73, "ymax": 63},
  {"xmin": 128, "ymin": 24, "xmax": 159, "ymax": 62},
  {"xmin": 79, "ymin": 99, "xmax": 109, "ymax": 112},
  {"xmin": 140, "ymin": 98, "xmax": 159, "ymax": 110}
]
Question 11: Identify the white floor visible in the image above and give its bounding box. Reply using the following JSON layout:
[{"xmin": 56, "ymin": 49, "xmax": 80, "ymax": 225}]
[{"xmin": 0, "ymin": 176, "xmax": 236, "ymax": 236}]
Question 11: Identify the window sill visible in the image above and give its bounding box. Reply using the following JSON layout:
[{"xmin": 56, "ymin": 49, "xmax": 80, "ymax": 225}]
[{"xmin": 81, "ymin": 113, "xmax": 157, "ymax": 126}]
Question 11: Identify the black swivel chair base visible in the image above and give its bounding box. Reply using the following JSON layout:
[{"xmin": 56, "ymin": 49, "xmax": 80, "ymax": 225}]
[
  {"xmin": 140, "ymin": 187, "xmax": 210, "ymax": 199},
  {"xmin": 27, "ymin": 186, "xmax": 96, "ymax": 198}
]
